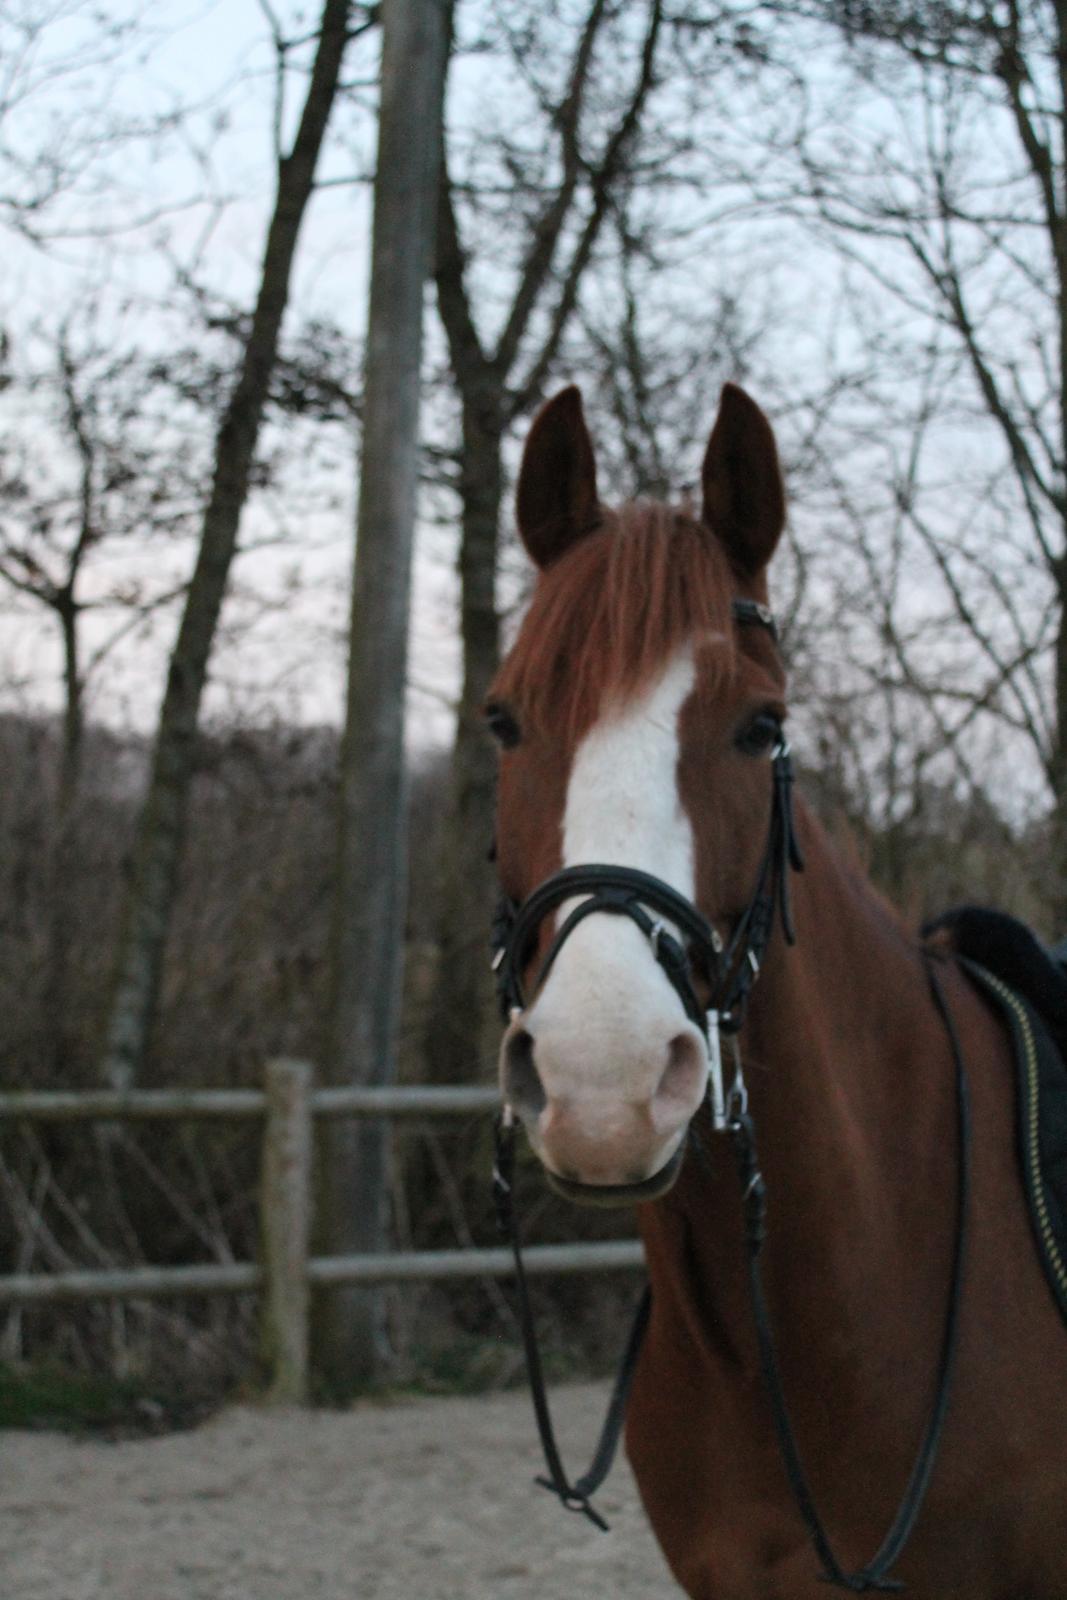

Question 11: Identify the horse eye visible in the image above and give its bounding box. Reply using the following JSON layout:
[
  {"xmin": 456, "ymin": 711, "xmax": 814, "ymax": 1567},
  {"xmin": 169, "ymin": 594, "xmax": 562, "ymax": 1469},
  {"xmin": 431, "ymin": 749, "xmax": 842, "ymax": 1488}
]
[
  {"xmin": 484, "ymin": 701, "xmax": 521, "ymax": 748},
  {"xmin": 735, "ymin": 711, "xmax": 781, "ymax": 757}
]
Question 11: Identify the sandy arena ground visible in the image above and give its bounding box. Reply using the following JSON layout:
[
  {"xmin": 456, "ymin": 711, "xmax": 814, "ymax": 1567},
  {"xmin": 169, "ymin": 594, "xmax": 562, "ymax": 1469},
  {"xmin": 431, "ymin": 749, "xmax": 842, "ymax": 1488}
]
[{"xmin": 0, "ymin": 1383, "xmax": 681, "ymax": 1599}]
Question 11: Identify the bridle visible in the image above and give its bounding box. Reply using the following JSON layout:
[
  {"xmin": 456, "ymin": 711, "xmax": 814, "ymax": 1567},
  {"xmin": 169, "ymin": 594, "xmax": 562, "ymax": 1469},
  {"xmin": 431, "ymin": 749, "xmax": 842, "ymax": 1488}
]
[
  {"xmin": 490, "ymin": 597, "xmax": 804, "ymax": 1131},
  {"xmin": 487, "ymin": 597, "xmax": 972, "ymax": 1594}
]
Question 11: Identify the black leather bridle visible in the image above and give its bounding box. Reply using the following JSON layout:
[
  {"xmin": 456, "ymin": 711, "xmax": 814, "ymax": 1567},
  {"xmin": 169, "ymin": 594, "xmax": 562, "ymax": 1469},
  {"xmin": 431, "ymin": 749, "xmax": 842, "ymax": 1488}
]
[
  {"xmin": 488, "ymin": 597, "xmax": 971, "ymax": 1594},
  {"xmin": 490, "ymin": 597, "xmax": 804, "ymax": 1129}
]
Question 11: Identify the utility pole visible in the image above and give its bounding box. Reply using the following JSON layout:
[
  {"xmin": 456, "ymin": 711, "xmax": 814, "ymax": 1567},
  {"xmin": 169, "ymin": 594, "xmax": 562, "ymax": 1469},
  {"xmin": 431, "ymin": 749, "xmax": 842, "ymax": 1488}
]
[{"xmin": 314, "ymin": 0, "xmax": 450, "ymax": 1389}]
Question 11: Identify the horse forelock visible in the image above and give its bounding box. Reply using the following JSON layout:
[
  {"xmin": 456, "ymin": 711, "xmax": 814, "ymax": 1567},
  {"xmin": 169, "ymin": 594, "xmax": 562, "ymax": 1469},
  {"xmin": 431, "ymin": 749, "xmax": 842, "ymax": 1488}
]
[{"xmin": 493, "ymin": 501, "xmax": 738, "ymax": 744}]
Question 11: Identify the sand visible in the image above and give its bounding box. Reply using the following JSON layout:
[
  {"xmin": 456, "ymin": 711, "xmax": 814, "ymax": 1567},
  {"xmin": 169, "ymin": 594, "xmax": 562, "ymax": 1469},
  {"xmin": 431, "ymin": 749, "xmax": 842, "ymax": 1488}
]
[{"xmin": 0, "ymin": 1382, "xmax": 680, "ymax": 1599}]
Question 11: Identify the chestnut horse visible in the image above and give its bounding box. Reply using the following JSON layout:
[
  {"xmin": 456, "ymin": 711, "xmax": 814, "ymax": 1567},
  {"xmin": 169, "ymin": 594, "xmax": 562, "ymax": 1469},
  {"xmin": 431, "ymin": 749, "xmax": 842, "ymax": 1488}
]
[{"xmin": 486, "ymin": 384, "xmax": 1067, "ymax": 1599}]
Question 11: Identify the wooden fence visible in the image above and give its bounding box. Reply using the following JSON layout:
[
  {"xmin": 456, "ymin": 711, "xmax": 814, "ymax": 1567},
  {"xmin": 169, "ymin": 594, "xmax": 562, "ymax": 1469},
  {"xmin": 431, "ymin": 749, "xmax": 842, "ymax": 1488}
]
[{"xmin": 0, "ymin": 1061, "xmax": 645, "ymax": 1401}]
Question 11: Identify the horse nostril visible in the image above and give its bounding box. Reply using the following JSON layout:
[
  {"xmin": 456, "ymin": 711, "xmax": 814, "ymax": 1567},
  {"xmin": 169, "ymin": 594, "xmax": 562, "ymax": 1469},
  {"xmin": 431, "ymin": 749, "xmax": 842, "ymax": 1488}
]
[
  {"xmin": 503, "ymin": 1029, "xmax": 547, "ymax": 1120},
  {"xmin": 653, "ymin": 1032, "xmax": 708, "ymax": 1132}
]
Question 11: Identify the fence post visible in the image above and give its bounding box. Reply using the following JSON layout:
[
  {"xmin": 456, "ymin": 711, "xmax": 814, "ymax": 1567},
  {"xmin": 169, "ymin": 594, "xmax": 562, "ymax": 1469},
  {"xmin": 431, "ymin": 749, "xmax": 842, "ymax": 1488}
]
[{"xmin": 260, "ymin": 1058, "xmax": 312, "ymax": 1403}]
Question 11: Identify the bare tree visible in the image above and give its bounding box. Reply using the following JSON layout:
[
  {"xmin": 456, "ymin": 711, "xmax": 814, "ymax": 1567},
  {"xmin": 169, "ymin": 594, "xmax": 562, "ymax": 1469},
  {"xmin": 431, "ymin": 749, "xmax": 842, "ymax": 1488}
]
[
  {"xmin": 755, "ymin": 0, "xmax": 1067, "ymax": 918},
  {"xmin": 0, "ymin": 317, "xmax": 202, "ymax": 1066},
  {"xmin": 99, "ymin": 0, "xmax": 366, "ymax": 1090},
  {"xmin": 0, "ymin": 0, "xmax": 184, "ymax": 241},
  {"xmin": 426, "ymin": 0, "xmax": 669, "ymax": 1083}
]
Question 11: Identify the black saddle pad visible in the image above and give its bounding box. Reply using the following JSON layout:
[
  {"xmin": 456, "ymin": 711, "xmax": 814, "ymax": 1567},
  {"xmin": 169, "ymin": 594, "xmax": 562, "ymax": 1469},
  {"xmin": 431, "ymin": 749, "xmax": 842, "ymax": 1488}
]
[{"xmin": 925, "ymin": 905, "xmax": 1067, "ymax": 1326}]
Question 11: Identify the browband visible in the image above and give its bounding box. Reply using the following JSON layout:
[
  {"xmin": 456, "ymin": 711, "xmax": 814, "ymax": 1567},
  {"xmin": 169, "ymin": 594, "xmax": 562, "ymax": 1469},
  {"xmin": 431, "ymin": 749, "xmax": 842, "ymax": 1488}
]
[{"xmin": 731, "ymin": 597, "xmax": 779, "ymax": 642}]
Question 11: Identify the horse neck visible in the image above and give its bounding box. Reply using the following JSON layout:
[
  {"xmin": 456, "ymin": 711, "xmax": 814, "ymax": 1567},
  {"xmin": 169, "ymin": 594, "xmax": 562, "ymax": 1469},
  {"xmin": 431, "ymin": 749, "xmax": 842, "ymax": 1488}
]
[
  {"xmin": 657, "ymin": 797, "xmax": 960, "ymax": 1369},
  {"xmin": 747, "ymin": 797, "xmax": 942, "ymax": 1147}
]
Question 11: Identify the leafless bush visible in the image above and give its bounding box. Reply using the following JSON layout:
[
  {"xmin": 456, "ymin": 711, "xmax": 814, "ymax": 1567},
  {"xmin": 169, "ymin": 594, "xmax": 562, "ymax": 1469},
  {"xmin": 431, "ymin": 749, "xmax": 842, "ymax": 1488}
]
[{"xmin": 0, "ymin": 707, "xmax": 1053, "ymax": 1392}]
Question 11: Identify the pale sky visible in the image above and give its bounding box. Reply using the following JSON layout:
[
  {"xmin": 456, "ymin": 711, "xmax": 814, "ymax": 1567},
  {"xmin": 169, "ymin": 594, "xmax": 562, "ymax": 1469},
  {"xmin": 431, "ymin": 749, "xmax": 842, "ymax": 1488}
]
[{"xmin": 0, "ymin": 0, "xmax": 1056, "ymax": 823}]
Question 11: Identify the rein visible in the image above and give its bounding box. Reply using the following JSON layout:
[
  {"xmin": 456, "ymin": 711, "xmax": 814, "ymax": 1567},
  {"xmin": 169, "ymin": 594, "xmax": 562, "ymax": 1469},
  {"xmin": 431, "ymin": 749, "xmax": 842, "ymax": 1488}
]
[
  {"xmin": 488, "ymin": 599, "xmax": 973, "ymax": 1592},
  {"xmin": 726, "ymin": 959, "xmax": 970, "ymax": 1593}
]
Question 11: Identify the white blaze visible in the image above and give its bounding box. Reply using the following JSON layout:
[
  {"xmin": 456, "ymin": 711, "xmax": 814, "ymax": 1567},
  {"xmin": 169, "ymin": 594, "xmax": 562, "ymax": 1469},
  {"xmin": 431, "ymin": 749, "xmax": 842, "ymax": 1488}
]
[{"xmin": 525, "ymin": 648, "xmax": 701, "ymax": 1103}]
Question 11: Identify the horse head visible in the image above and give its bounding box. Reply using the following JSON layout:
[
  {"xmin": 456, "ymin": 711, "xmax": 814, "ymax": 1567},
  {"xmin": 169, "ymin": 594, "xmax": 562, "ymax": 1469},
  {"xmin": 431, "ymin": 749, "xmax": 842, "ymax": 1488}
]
[{"xmin": 488, "ymin": 383, "xmax": 795, "ymax": 1205}]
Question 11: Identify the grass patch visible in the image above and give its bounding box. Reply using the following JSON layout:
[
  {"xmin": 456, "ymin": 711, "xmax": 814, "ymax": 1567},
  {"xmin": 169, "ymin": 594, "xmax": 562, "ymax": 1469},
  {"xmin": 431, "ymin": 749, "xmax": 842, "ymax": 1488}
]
[
  {"xmin": 0, "ymin": 1361, "xmax": 212, "ymax": 1436},
  {"xmin": 397, "ymin": 1333, "xmax": 521, "ymax": 1396}
]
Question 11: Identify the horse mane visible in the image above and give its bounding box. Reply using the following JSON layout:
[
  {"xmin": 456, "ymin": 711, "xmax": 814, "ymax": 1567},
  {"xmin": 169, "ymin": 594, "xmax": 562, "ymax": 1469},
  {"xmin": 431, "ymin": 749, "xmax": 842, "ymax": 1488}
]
[{"xmin": 492, "ymin": 501, "xmax": 737, "ymax": 742}]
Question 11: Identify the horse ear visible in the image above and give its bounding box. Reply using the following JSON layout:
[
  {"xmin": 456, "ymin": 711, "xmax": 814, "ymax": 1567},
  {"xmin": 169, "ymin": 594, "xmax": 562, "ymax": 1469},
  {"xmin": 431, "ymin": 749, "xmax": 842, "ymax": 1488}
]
[
  {"xmin": 516, "ymin": 386, "xmax": 600, "ymax": 568},
  {"xmin": 700, "ymin": 384, "xmax": 785, "ymax": 577}
]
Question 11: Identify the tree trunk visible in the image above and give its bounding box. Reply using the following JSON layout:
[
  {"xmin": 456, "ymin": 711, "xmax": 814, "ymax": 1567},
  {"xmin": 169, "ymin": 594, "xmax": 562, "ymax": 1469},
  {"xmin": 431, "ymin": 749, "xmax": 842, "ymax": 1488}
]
[
  {"xmin": 1049, "ymin": 561, "xmax": 1067, "ymax": 932},
  {"xmin": 44, "ymin": 593, "xmax": 83, "ymax": 1073},
  {"xmin": 312, "ymin": 0, "xmax": 448, "ymax": 1392},
  {"xmin": 97, "ymin": 0, "xmax": 352, "ymax": 1090},
  {"xmin": 424, "ymin": 2, "xmax": 664, "ymax": 1082},
  {"xmin": 424, "ymin": 390, "xmax": 503, "ymax": 1083}
]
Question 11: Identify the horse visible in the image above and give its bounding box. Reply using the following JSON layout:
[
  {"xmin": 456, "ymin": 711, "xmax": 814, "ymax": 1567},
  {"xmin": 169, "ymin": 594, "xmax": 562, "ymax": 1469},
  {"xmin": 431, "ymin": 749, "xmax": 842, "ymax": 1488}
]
[{"xmin": 484, "ymin": 383, "xmax": 1067, "ymax": 1599}]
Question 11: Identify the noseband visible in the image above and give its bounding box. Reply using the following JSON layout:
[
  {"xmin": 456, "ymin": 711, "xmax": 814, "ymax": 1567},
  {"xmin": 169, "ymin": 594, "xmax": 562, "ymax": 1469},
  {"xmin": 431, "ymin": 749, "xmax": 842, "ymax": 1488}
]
[{"xmin": 490, "ymin": 597, "xmax": 804, "ymax": 1128}]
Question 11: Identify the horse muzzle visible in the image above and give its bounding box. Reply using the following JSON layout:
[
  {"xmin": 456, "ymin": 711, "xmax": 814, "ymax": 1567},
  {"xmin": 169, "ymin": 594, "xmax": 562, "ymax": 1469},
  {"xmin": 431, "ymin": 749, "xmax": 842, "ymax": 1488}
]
[
  {"xmin": 543, "ymin": 1140, "xmax": 688, "ymax": 1208},
  {"xmin": 498, "ymin": 1011, "xmax": 707, "ymax": 1206}
]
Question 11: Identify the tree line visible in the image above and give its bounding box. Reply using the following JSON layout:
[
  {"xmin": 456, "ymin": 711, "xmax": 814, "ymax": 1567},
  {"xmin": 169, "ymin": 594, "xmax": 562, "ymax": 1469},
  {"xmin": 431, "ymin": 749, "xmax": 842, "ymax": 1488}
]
[{"xmin": 1, "ymin": 0, "xmax": 1065, "ymax": 1389}]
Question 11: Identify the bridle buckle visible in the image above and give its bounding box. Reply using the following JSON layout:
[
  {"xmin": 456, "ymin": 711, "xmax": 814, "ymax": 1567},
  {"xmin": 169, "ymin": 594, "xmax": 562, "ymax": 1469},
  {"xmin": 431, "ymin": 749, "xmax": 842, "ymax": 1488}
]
[
  {"xmin": 725, "ymin": 1034, "xmax": 748, "ymax": 1128},
  {"xmin": 706, "ymin": 1009, "xmax": 727, "ymax": 1131}
]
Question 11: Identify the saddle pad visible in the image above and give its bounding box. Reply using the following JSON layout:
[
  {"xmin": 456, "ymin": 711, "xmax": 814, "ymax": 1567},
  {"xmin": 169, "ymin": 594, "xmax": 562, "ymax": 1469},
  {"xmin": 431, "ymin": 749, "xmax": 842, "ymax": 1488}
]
[
  {"xmin": 925, "ymin": 904, "xmax": 1067, "ymax": 1060},
  {"xmin": 960, "ymin": 958, "xmax": 1067, "ymax": 1327}
]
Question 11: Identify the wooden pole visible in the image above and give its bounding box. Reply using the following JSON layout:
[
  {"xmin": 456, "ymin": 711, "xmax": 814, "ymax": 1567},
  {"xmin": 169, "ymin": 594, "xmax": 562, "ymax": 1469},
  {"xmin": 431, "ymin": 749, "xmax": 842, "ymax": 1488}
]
[
  {"xmin": 308, "ymin": 1240, "xmax": 646, "ymax": 1284},
  {"xmin": 0, "ymin": 1242, "xmax": 645, "ymax": 1305},
  {"xmin": 316, "ymin": 0, "xmax": 449, "ymax": 1392},
  {"xmin": 0, "ymin": 1082, "xmax": 499, "ymax": 1122},
  {"xmin": 0, "ymin": 1088, "xmax": 266, "ymax": 1120},
  {"xmin": 0, "ymin": 1261, "xmax": 262, "ymax": 1302},
  {"xmin": 260, "ymin": 1058, "xmax": 312, "ymax": 1403}
]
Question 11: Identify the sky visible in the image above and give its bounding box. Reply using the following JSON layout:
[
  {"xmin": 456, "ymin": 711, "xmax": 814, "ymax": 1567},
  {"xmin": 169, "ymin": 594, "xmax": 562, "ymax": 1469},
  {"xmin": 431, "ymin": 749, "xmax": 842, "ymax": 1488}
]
[
  {"xmin": 2, "ymin": 0, "xmax": 416, "ymax": 733},
  {"xmin": 0, "ymin": 0, "xmax": 1059, "ymax": 826}
]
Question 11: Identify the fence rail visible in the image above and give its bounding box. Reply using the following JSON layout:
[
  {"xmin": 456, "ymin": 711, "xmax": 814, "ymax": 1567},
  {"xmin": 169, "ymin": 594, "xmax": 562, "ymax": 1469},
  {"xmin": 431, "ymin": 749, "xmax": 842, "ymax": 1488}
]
[
  {"xmin": 0, "ymin": 1083, "xmax": 502, "ymax": 1121},
  {"xmin": 0, "ymin": 1063, "xmax": 645, "ymax": 1400}
]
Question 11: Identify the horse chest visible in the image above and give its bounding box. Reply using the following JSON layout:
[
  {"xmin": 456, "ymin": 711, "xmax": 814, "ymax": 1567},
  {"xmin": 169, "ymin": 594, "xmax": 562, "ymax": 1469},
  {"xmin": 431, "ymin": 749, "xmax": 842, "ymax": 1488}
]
[{"xmin": 625, "ymin": 1308, "xmax": 1067, "ymax": 1600}]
